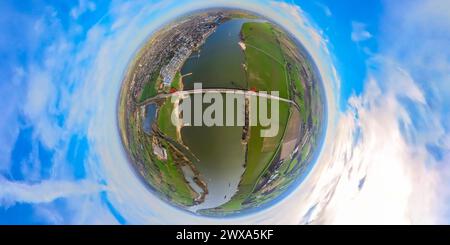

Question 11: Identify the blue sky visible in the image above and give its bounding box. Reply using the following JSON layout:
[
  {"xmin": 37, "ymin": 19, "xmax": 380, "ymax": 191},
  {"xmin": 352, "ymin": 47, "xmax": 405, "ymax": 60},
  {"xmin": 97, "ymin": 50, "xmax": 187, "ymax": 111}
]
[{"xmin": 0, "ymin": 0, "xmax": 449, "ymax": 224}]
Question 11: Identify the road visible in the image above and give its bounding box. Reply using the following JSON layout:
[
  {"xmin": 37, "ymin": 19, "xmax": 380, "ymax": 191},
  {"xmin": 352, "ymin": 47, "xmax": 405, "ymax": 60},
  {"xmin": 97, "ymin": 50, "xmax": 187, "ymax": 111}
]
[{"xmin": 137, "ymin": 88, "xmax": 301, "ymax": 111}]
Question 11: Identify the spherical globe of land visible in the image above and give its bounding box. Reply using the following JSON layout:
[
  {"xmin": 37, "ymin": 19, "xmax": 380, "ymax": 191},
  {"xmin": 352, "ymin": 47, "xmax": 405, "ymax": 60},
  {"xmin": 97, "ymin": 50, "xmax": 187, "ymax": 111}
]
[{"xmin": 118, "ymin": 9, "xmax": 325, "ymax": 216}]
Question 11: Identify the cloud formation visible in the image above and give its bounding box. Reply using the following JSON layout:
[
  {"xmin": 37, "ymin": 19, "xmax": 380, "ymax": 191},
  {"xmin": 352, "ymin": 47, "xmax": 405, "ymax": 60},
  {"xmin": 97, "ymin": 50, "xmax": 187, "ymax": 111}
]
[
  {"xmin": 0, "ymin": 178, "xmax": 107, "ymax": 207},
  {"xmin": 294, "ymin": 0, "xmax": 450, "ymax": 224},
  {"xmin": 351, "ymin": 21, "xmax": 372, "ymax": 42}
]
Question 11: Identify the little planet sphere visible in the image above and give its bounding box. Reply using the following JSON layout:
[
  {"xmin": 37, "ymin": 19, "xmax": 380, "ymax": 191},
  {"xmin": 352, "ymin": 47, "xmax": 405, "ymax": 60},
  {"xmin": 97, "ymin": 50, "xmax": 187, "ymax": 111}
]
[{"xmin": 118, "ymin": 9, "xmax": 325, "ymax": 216}]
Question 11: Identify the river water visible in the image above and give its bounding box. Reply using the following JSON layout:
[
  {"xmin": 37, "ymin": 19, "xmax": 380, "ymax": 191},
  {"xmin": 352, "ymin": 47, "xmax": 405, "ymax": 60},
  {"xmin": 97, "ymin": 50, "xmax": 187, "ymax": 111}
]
[
  {"xmin": 181, "ymin": 19, "xmax": 248, "ymax": 90},
  {"xmin": 180, "ymin": 19, "xmax": 251, "ymax": 210}
]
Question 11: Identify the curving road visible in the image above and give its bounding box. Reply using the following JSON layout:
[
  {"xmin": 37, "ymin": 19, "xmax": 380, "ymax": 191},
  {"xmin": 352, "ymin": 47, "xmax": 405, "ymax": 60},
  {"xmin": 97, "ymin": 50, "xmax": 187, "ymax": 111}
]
[{"xmin": 138, "ymin": 88, "xmax": 301, "ymax": 111}]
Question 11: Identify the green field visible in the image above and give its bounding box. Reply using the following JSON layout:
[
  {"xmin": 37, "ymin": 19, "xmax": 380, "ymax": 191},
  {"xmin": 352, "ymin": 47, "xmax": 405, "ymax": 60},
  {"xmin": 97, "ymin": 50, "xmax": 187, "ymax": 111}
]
[
  {"xmin": 287, "ymin": 59, "xmax": 308, "ymax": 124},
  {"xmin": 127, "ymin": 107, "xmax": 197, "ymax": 206},
  {"xmin": 145, "ymin": 140, "xmax": 197, "ymax": 206},
  {"xmin": 241, "ymin": 22, "xmax": 288, "ymax": 97},
  {"xmin": 140, "ymin": 70, "xmax": 161, "ymax": 102},
  {"xmin": 157, "ymin": 98, "xmax": 178, "ymax": 140},
  {"xmin": 171, "ymin": 72, "xmax": 182, "ymax": 90},
  {"xmin": 228, "ymin": 11, "xmax": 259, "ymax": 19}
]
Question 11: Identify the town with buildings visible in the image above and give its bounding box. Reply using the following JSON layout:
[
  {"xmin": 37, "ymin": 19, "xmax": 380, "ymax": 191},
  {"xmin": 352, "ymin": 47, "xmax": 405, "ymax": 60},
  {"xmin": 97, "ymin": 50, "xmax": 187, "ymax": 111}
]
[{"xmin": 129, "ymin": 12, "xmax": 226, "ymax": 101}]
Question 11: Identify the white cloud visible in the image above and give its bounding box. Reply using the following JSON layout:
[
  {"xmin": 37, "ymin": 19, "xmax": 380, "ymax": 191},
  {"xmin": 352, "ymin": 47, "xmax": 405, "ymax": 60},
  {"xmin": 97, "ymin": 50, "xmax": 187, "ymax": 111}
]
[
  {"xmin": 0, "ymin": 67, "xmax": 23, "ymax": 173},
  {"xmin": 70, "ymin": 0, "xmax": 96, "ymax": 19},
  {"xmin": 299, "ymin": 69, "xmax": 446, "ymax": 224},
  {"xmin": 351, "ymin": 21, "xmax": 372, "ymax": 42},
  {"xmin": 64, "ymin": 195, "xmax": 121, "ymax": 224},
  {"xmin": 0, "ymin": 178, "xmax": 107, "ymax": 207},
  {"xmin": 293, "ymin": 0, "xmax": 450, "ymax": 224},
  {"xmin": 0, "ymin": 1, "xmax": 117, "ymax": 224},
  {"xmin": 315, "ymin": 2, "xmax": 332, "ymax": 17}
]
